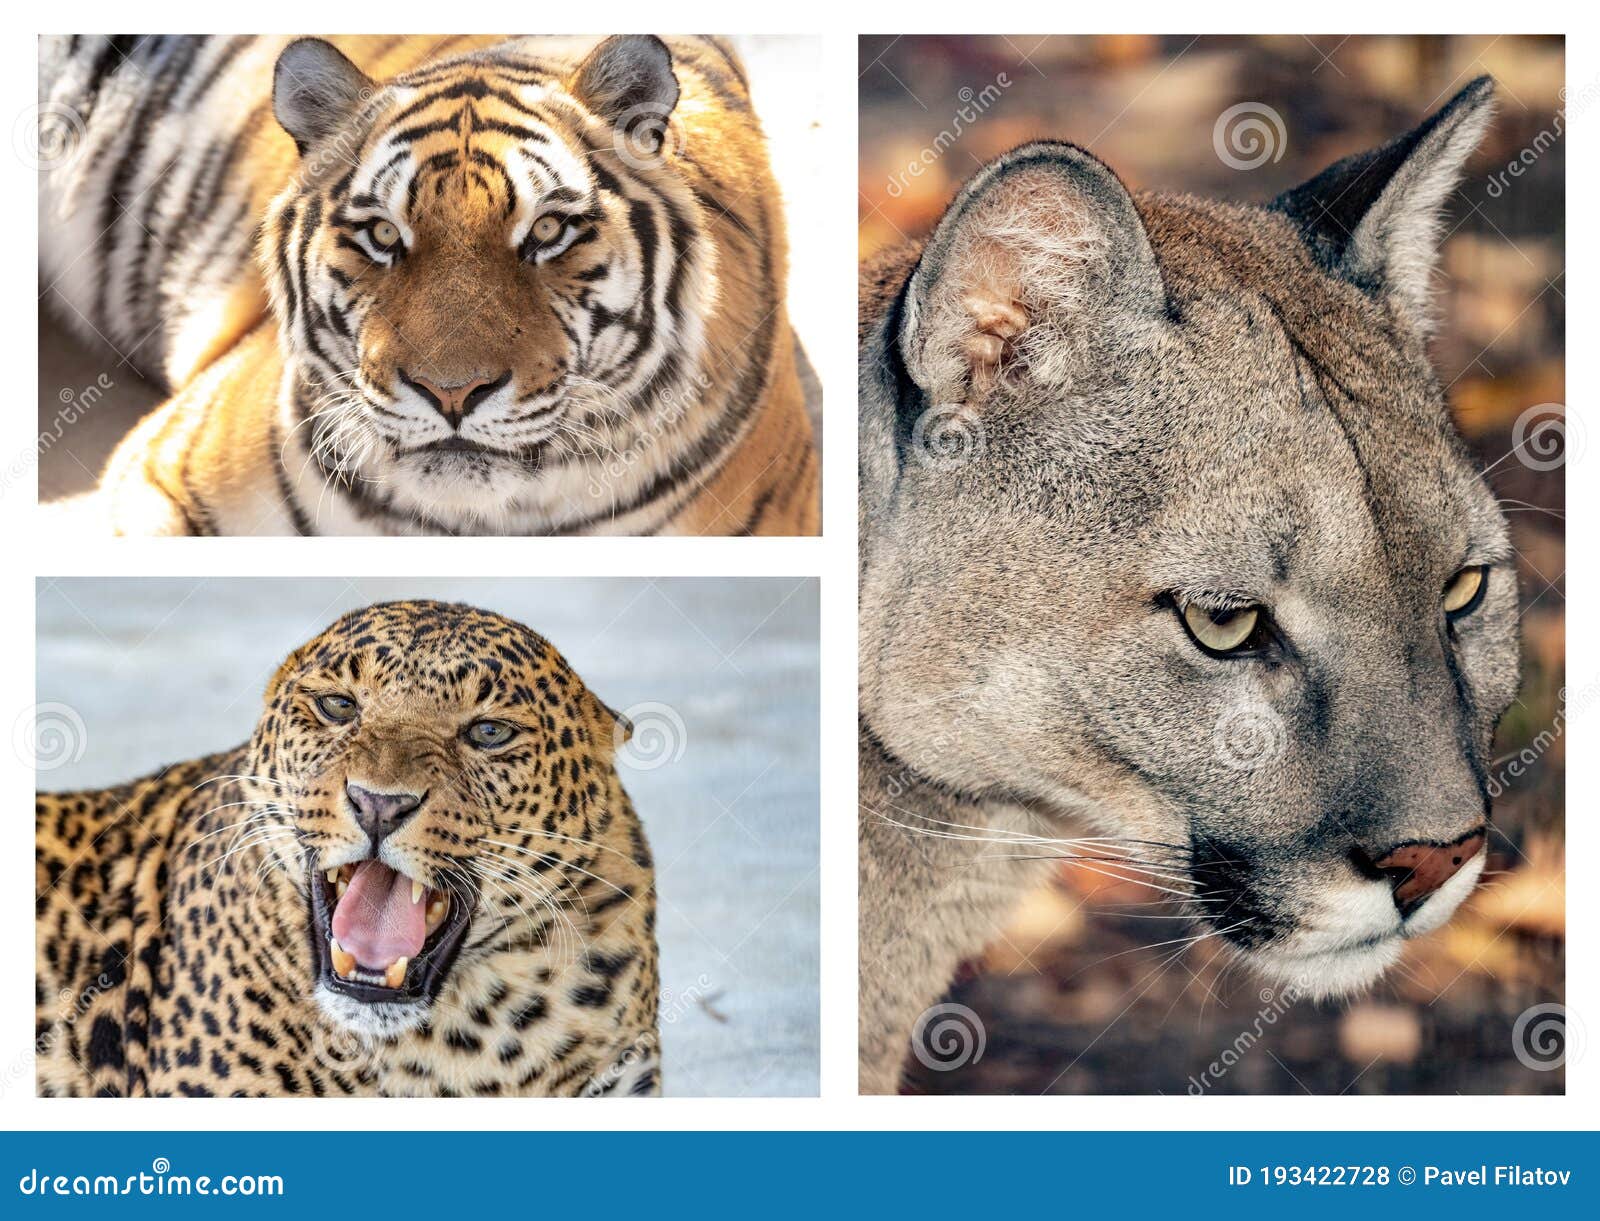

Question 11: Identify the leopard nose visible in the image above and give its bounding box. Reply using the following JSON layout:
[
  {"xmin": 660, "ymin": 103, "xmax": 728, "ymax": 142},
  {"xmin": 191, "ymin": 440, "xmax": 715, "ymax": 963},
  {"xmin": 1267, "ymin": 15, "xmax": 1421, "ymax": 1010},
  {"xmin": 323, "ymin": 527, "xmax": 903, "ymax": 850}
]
[
  {"xmin": 1368, "ymin": 828, "xmax": 1487, "ymax": 914},
  {"xmin": 346, "ymin": 783, "xmax": 424, "ymax": 847},
  {"xmin": 399, "ymin": 370, "xmax": 509, "ymax": 428}
]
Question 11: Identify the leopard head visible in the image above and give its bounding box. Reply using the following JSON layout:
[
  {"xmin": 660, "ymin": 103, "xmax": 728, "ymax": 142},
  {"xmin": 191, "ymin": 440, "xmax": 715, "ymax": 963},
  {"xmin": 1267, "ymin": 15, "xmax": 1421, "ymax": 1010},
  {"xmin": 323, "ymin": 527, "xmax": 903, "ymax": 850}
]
[{"xmin": 245, "ymin": 600, "xmax": 633, "ymax": 1036}]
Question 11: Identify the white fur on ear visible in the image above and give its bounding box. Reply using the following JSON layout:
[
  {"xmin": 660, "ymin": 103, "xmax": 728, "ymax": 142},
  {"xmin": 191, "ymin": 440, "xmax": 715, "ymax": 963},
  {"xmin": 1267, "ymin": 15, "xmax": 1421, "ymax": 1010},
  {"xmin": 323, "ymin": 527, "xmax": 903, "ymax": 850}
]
[
  {"xmin": 1344, "ymin": 80, "xmax": 1495, "ymax": 324},
  {"xmin": 901, "ymin": 142, "xmax": 1165, "ymax": 408}
]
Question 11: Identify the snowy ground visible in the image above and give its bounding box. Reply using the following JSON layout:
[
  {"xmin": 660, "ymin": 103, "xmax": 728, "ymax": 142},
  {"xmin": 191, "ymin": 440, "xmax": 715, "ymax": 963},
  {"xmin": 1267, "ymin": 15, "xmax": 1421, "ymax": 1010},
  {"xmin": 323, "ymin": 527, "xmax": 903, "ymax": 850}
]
[{"xmin": 35, "ymin": 577, "xmax": 820, "ymax": 1097}]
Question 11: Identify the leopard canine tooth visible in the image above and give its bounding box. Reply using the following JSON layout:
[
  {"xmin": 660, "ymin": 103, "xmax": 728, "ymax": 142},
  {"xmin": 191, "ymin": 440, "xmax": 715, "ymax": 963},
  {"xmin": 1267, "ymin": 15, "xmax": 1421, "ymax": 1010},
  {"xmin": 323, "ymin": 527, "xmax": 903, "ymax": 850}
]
[
  {"xmin": 411, "ymin": 879, "xmax": 425, "ymax": 905},
  {"xmin": 384, "ymin": 957, "xmax": 408, "ymax": 988},
  {"xmin": 330, "ymin": 938, "xmax": 355, "ymax": 978}
]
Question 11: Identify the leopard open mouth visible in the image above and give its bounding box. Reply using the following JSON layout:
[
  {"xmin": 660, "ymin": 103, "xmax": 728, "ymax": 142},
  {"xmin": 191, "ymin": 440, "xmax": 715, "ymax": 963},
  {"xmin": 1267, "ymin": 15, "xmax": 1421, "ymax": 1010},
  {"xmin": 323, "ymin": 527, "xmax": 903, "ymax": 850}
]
[{"xmin": 307, "ymin": 861, "xmax": 475, "ymax": 1005}]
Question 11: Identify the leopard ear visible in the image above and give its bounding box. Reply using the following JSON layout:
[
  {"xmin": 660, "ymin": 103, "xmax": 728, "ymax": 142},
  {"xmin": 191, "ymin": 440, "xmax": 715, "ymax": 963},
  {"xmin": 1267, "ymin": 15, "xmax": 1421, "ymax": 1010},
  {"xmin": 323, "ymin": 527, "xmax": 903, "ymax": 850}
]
[
  {"xmin": 585, "ymin": 691, "xmax": 632, "ymax": 763},
  {"xmin": 273, "ymin": 38, "xmax": 375, "ymax": 155},
  {"xmin": 900, "ymin": 141, "xmax": 1167, "ymax": 409},
  {"xmin": 1273, "ymin": 76, "xmax": 1495, "ymax": 330},
  {"xmin": 264, "ymin": 643, "xmax": 311, "ymax": 702},
  {"xmin": 568, "ymin": 35, "xmax": 679, "ymax": 146}
]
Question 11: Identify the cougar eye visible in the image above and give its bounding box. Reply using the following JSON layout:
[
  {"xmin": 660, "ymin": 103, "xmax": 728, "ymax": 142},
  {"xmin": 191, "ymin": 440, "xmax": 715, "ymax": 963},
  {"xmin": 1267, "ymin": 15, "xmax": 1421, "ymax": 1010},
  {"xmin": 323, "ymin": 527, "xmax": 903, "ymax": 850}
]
[
  {"xmin": 315, "ymin": 693, "xmax": 359, "ymax": 723},
  {"xmin": 1443, "ymin": 565, "xmax": 1489, "ymax": 617},
  {"xmin": 466, "ymin": 720, "xmax": 517, "ymax": 749},
  {"xmin": 1180, "ymin": 602, "xmax": 1266, "ymax": 657}
]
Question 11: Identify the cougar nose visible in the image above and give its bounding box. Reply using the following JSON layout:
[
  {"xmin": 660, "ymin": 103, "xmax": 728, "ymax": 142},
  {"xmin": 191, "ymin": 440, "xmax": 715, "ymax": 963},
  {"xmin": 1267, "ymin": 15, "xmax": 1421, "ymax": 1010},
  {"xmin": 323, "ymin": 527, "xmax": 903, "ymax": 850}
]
[
  {"xmin": 346, "ymin": 783, "xmax": 424, "ymax": 848},
  {"xmin": 1367, "ymin": 828, "xmax": 1487, "ymax": 914},
  {"xmin": 399, "ymin": 370, "xmax": 509, "ymax": 428}
]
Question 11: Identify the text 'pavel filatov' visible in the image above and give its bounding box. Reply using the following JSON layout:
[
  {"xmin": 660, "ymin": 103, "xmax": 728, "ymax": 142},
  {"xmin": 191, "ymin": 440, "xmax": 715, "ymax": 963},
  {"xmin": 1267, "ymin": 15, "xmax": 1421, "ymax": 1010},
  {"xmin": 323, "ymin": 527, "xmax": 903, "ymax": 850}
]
[{"xmin": 1426, "ymin": 1166, "xmax": 1572, "ymax": 1187}]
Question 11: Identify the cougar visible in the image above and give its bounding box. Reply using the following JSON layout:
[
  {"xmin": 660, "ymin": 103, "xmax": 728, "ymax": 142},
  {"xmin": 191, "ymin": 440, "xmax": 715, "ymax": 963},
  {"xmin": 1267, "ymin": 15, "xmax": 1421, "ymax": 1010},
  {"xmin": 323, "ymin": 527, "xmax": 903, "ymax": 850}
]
[{"xmin": 858, "ymin": 78, "xmax": 1520, "ymax": 1093}]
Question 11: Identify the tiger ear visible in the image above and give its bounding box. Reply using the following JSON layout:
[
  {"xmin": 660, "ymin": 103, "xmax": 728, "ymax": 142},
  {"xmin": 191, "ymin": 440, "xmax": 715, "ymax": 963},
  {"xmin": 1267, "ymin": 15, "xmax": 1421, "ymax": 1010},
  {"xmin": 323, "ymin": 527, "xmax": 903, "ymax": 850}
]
[
  {"xmin": 568, "ymin": 35, "xmax": 679, "ymax": 145},
  {"xmin": 273, "ymin": 38, "xmax": 375, "ymax": 155}
]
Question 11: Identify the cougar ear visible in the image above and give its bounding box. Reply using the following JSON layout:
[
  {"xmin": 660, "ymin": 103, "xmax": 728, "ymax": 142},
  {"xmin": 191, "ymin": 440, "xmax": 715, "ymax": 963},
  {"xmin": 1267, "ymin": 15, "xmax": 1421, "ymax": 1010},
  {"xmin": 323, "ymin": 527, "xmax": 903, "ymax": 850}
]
[
  {"xmin": 273, "ymin": 38, "xmax": 375, "ymax": 154},
  {"xmin": 900, "ymin": 141, "xmax": 1167, "ymax": 408},
  {"xmin": 1273, "ymin": 76, "xmax": 1495, "ymax": 330},
  {"xmin": 569, "ymin": 35, "xmax": 679, "ymax": 144}
]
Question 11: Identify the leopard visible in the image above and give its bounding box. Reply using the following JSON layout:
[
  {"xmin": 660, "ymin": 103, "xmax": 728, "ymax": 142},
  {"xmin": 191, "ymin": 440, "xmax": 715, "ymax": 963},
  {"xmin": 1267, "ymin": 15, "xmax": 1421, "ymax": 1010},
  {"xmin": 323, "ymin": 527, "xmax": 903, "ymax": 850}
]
[
  {"xmin": 35, "ymin": 599, "xmax": 660, "ymax": 1097},
  {"xmin": 858, "ymin": 78, "xmax": 1522, "ymax": 1092}
]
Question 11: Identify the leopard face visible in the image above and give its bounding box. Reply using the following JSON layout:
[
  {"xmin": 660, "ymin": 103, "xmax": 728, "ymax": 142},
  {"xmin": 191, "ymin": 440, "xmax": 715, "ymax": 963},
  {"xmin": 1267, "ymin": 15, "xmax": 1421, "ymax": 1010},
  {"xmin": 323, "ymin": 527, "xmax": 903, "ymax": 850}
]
[{"xmin": 245, "ymin": 600, "xmax": 628, "ymax": 1038}]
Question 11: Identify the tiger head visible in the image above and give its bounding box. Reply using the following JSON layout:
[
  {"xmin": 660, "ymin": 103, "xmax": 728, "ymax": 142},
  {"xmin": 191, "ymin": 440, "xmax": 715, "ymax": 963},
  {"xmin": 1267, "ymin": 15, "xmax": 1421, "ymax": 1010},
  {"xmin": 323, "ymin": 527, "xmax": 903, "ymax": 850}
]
[{"xmin": 261, "ymin": 36, "xmax": 716, "ymax": 526}]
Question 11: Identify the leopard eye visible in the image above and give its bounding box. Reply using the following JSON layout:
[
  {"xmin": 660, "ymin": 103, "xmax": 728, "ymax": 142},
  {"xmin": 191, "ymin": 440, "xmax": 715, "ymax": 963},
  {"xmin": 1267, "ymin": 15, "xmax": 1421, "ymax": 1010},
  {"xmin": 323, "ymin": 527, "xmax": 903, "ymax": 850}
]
[
  {"xmin": 466, "ymin": 720, "xmax": 517, "ymax": 749},
  {"xmin": 368, "ymin": 219, "xmax": 403, "ymax": 252},
  {"xmin": 531, "ymin": 214, "xmax": 563, "ymax": 244},
  {"xmin": 1443, "ymin": 565, "xmax": 1488, "ymax": 617},
  {"xmin": 1180, "ymin": 602, "xmax": 1265, "ymax": 657},
  {"xmin": 315, "ymin": 693, "xmax": 359, "ymax": 723}
]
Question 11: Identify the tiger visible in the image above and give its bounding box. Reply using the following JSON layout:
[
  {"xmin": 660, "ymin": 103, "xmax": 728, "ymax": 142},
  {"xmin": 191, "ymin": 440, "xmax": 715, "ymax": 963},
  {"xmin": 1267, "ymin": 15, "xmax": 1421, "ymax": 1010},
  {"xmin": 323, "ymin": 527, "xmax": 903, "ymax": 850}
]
[{"xmin": 37, "ymin": 35, "xmax": 820, "ymax": 535}]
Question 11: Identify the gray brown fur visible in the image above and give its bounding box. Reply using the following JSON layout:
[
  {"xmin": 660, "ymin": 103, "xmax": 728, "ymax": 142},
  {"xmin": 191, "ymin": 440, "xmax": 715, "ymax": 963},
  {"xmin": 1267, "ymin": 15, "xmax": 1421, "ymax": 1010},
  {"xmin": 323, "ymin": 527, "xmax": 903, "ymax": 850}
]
[{"xmin": 859, "ymin": 80, "xmax": 1519, "ymax": 1093}]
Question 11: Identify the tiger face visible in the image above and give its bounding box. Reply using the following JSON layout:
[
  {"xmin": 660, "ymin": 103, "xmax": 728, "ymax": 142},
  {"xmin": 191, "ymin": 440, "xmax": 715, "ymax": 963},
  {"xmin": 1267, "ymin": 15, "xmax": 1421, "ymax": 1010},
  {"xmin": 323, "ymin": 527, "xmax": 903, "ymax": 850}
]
[
  {"xmin": 262, "ymin": 36, "xmax": 715, "ymax": 524},
  {"xmin": 245, "ymin": 600, "xmax": 631, "ymax": 1037}
]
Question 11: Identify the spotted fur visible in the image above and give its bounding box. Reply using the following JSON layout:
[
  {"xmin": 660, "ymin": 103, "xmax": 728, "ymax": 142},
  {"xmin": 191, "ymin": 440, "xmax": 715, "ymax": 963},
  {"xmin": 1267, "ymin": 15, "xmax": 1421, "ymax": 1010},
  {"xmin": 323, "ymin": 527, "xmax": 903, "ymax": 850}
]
[
  {"xmin": 39, "ymin": 35, "xmax": 819, "ymax": 535},
  {"xmin": 36, "ymin": 601, "xmax": 660, "ymax": 1097}
]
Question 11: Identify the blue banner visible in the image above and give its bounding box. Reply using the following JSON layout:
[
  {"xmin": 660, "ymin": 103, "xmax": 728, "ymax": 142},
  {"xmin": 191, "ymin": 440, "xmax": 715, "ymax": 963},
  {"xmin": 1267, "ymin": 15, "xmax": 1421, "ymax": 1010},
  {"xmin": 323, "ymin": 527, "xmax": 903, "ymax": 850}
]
[{"xmin": 2, "ymin": 1131, "xmax": 1592, "ymax": 1216}]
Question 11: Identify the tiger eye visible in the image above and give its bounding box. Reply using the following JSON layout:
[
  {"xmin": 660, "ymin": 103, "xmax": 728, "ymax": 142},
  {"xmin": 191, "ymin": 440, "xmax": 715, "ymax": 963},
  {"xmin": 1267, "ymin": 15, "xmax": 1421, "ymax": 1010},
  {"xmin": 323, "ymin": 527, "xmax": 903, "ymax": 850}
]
[
  {"xmin": 370, "ymin": 219, "xmax": 401, "ymax": 249},
  {"xmin": 1442, "ymin": 566, "xmax": 1487, "ymax": 615},
  {"xmin": 531, "ymin": 214, "xmax": 563, "ymax": 243},
  {"xmin": 1182, "ymin": 603, "xmax": 1261, "ymax": 654}
]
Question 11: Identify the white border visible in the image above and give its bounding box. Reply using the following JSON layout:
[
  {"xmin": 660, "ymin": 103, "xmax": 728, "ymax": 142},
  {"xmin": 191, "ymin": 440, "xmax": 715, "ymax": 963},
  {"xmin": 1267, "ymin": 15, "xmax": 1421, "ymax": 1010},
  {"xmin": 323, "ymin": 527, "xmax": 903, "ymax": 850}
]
[{"xmin": 3, "ymin": 7, "xmax": 1585, "ymax": 1133}]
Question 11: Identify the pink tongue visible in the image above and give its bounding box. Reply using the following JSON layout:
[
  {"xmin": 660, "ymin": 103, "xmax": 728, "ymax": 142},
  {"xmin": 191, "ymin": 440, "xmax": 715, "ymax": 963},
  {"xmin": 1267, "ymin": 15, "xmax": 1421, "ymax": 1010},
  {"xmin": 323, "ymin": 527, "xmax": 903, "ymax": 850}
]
[{"xmin": 331, "ymin": 861, "xmax": 426, "ymax": 970}]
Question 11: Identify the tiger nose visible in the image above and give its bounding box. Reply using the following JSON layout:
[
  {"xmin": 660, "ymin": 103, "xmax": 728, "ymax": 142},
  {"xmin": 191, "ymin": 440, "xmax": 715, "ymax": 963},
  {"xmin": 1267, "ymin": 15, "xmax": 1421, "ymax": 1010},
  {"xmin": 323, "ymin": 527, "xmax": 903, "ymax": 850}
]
[
  {"xmin": 1368, "ymin": 828, "xmax": 1487, "ymax": 914},
  {"xmin": 346, "ymin": 783, "xmax": 424, "ymax": 847},
  {"xmin": 399, "ymin": 370, "xmax": 509, "ymax": 428}
]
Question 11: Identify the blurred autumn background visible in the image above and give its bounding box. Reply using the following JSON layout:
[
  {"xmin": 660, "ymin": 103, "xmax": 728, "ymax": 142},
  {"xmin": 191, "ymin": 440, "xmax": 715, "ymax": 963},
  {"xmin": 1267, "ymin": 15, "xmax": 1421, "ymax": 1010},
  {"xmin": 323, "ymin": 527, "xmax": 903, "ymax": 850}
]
[{"xmin": 861, "ymin": 35, "xmax": 1566, "ymax": 1095}]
